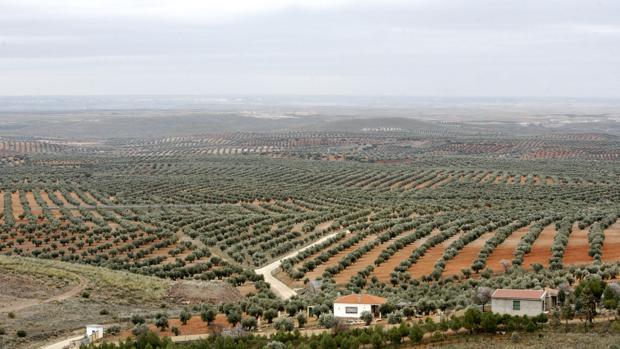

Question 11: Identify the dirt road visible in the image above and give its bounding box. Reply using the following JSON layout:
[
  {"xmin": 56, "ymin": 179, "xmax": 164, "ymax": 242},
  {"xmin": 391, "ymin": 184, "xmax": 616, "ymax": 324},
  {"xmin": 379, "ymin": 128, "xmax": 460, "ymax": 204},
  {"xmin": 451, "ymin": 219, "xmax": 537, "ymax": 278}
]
[
  {"xmin": 255, "ymin": 230, "xmax": 347, "ymax": 299},
  {"xmin": 40, "ymin": 334, "xmax": 85, "ymax": 349},
  {"xmin": 0, "ymin": 274, "xmax": 89, "ymax": 314}
]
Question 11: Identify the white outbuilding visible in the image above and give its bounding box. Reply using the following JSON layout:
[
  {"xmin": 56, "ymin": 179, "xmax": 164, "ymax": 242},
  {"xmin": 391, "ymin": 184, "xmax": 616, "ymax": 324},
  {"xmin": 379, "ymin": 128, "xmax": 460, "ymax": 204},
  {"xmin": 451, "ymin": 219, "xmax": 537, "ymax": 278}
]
[
  {"xmin": 333, "ymin": 294, "xmax": 387, "ymax": 319},
  {"xmin": 491, "ymin": 289, "xmax": 547, "ymax": 317},
  {"xmin": 86, "ymin": 324, "xmax": 105, "ymax": 341}
]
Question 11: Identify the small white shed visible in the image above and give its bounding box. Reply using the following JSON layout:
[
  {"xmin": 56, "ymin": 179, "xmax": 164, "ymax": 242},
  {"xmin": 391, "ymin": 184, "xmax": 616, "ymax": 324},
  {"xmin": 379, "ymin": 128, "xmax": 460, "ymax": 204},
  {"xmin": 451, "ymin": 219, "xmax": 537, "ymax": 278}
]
[
  {"xmin": 491, "ymin": 289, "xmax": 547, "ymax": 317},
  {"xmin": 333, "ymin": 294, "xmax": 387, "ymax": 318},
  {"xmin": 86, "ymin": 324, "xmax": 104, "ymax": 341}
]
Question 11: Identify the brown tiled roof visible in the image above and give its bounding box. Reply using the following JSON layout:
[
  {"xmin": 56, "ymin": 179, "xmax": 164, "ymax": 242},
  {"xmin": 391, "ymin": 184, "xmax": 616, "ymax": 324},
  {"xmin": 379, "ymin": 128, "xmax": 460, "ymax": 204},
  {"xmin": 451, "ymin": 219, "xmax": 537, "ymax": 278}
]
[
  {"xmin": 334, "ymin": 294, "xmax": 387, "ymax": 305},
  {"xmin": 492, "ymin": 289, "xmax": 546, "ymax": 300}
]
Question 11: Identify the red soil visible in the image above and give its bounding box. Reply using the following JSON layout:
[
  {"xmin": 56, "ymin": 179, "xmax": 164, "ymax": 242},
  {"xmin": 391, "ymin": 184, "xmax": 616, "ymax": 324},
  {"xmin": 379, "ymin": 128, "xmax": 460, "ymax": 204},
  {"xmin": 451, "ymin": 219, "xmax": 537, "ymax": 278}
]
[
  {"xmin": 291, "ymin": 220, "xmax": 339, "ymax": 268},
  {"xmin": 521, "ymin": 224, "xmax": 556, "ymax": 269},
  {"xmin": 408, "ymin": 233, "xmax": 463, "ymax": 279},
  {"xmin": 83, "ymin": 191, "xmax": 103, "ymax": 205},
  {"xmin": 305, "ymin": 234, "xmax": 377, "ymax": 280},
  {"xmin": 25, "ymin": 191, "xmax": 42, "ymax": 216},
  {"xmin": 90, "ymin": 210, "xmax": 104, "ymax": 219},
  {"xmin": 53, "ymin": 190, "xmax": 73, "ymax": 206},
  {"xmin": 11, "ymin": 191, "xmax": 24, "ymax": 221},
  {"xmin": 479, "ymin": 172, "xmax": 495, "ymax": 184},
  {"xmin": 119, "ymin": 314, "xmax": 231, "ymax": 340},
  {"xmin": 372, "ymin": 229, "xmax": 440, "ymax": 282},
  {"xmin": 416, "ymin": 172, "xmax": 444, "ymax": 189},
  {"xmin": 602, "ymin": 220, "xmax": 620, "ymax": 263},
  {"xmin": 69, "ymin": 192, "xmax": 88, "ymax": 206},
  {"xmin": 442, "ymin": 231, "xmax": 496, "ymax": 276},
  {"xmin": 40, "ymin": 190, "xmax": 56, "ymax": 207},
  {"xmin": 472, "ymin": 171, "xmax": 490, "ymax": 183},
  {"xmin": 562, "ymin": 223, "xmax": 593, "ymax": 266},
  {"xmin": 333, "ymin": 229, "xmax": 414, "ymax": 285},
  {"xmin": 485, "ymin": 225, "xmax": 530, "ymax": 271},
  {"xmin": 431, "ymin": 175, "xmax": 454, "ymax": 189}
]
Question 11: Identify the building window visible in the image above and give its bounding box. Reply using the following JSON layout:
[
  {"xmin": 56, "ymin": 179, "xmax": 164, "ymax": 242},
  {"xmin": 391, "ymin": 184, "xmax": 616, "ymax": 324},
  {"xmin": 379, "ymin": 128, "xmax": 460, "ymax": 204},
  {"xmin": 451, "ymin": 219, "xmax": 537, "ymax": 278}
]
[
  {"xmin": 512, "ymin": 300, "xmax": 521, "ymax": 311},
  {"xmin": 345, "ymin": 307, "xmax": 358, "ymax": 314}
]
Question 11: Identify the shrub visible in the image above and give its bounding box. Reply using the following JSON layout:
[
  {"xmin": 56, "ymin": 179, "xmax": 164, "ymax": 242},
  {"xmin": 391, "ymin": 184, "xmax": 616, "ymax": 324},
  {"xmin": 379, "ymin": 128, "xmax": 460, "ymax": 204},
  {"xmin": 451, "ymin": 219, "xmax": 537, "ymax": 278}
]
[
  {"xmin": 264, "ymin": 309, "xmax": 278, "ymax": 324},
  {"xmin": 408, "ymin": 324, "xmax": 424, "ymax": 343},
  {"xmin": 424, "ymin": 317, "xmax": 437, "ymax": 332},
  {"xmin": 274, "ymin": 318, "xmax": 294, "ymax": 332},
  {"xmin": 533, "ymin": 313, "xmax": 548, "ymax": 324},
  {"xmin": 387, "ymin": 310, "xmax": 404, "ymax": 324},
  {"xmin": 226, "ymin": 310, "xmax": 241, "ymax": 327},
  {"xmin": 296, "ymin": 313, "xmax": 307, "ymax": 328},
  {"xmin": 107, "ymin": 325, "xmax": 121, "ymax": 335},
  {"xmin": 200, "ymin": 307, "xmax": 216, "ymax": 325},
  {"xmin": 431, "ymin": 331, "xmax": 446, "ymax": 342},
  {"xmin": 463, "ymin": 308, "xmax": 482, "ymax": 333},
  {"xmin": 318, "ymin": 313, "xmax": 337, "ymax": 329},
  {"xmin": 179, "ymin": 308, "xmax": 191, "ymax": 325},
  {"xmin": 16, "ymin": 330, "xmax": 27, "ymax": 338},
  {"xmin": 611, "ymin": 321, "xmax": 620, "ymax": 334},
  {"xmin": 155, "ymin": 313, "xmax": 169, "ymax": 330},
  {"xmin": 360, "ymin": 311, "xmax": 373, "ymax": 326},
  {"xmin": 131, "ymin": 314, "xmax": 145, "ymax": 325},
  {"xmin": 525, "ymin": 319, "xmax": 538, "ymax": 332},
  {"xmin": 171, "ymin": 326, "xmax": 180, "ymax": 336},
  {"xmin": 264, "ymin": 341, "xmax": 286, "ymax": 349},
  {"xmin": 241, "ymin": 317, "xmax": 258, "ymax": 331},
  {"xmin": 131, "ymin": 324, "xmax": 149, "ymax": 337},
  {"xmin": 370, "ymin": 332, "xmax": 383, "ymax": 349},
  {"xmin": 480, "ymin": 312, "xmax": 498, "ymax": 333},
  {"xmin": 388, "ymin": 327, "xmax": 402, "ymax": 345}
]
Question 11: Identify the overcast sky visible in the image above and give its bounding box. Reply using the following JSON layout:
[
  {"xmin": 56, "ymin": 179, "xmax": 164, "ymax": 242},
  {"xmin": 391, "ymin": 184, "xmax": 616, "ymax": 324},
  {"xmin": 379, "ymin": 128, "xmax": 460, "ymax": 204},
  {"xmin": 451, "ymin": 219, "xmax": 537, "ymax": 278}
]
[{"xmin": 1, "ymin": 0, "xmax": 619, "ymax": 97}]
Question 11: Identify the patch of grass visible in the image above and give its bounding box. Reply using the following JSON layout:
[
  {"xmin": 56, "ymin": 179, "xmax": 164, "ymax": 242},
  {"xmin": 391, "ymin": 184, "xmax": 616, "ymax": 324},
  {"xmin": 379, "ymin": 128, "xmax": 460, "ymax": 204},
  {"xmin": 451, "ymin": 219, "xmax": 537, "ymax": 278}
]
[
  {"xmin": 435, "ymin": 330, "xmax": 620, "ymax": 349},
  {"xmin": 0, "ymin": 255, "xmax": 170, "ymax": 303}
]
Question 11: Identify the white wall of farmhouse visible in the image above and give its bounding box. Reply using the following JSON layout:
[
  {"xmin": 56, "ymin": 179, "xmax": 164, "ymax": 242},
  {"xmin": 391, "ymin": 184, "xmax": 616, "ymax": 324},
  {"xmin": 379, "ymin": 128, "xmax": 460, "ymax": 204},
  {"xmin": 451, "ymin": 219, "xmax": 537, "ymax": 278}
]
[
  {"xmin": 334, "ymin": 303, "xmax": 373, "ymax": 318},
  {"xmin": 491, "ymin": 298, "xmax": 545, "ymax": 317}
]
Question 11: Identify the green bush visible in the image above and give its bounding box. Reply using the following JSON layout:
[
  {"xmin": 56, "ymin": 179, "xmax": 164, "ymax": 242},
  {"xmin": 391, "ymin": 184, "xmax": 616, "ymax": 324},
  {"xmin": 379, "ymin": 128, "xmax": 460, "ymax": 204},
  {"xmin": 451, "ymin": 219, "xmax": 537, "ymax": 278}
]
[{"xmin": 408, "ymin": 324, "xmax": 424, "ymax": 343}]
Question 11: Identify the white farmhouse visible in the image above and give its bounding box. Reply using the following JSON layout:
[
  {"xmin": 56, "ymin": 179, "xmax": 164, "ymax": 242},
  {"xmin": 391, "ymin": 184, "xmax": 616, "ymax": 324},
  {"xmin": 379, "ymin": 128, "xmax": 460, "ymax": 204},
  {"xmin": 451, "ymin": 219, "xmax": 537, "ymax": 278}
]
[
  {"xmin": 491, "ymin": 289, "xmax": 547, "ymax": 317},
  {"xmin": 86, "ymin": 324, "xmax": 105, "ymax": 341},
  {"xmin": 333, "ymin": 294, "xmax": 387, "ymax": 319}
]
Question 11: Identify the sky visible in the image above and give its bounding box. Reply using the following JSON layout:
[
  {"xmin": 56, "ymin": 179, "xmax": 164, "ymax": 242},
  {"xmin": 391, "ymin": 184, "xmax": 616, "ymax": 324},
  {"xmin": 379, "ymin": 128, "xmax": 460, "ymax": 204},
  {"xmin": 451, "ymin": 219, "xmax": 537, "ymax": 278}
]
[{"xmin": 1, "ymin": 0, "xmax": 619, "ymax": 97}]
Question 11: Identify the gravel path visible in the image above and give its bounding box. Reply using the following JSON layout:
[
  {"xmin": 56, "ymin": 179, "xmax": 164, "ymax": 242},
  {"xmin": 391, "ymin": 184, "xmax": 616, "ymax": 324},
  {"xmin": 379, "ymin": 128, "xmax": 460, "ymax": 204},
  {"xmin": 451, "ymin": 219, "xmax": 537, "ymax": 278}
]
[{"xmin": 254, "ymin": 230, "xmax": 347, "ymax": 299}]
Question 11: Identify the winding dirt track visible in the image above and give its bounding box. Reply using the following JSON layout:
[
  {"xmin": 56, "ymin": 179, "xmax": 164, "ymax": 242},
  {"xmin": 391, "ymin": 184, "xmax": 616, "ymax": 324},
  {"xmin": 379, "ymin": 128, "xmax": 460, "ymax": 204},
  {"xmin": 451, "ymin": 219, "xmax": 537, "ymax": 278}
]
[{"xmin": 0, "ymin": 273, "xmax": 89, "ymax": 314}]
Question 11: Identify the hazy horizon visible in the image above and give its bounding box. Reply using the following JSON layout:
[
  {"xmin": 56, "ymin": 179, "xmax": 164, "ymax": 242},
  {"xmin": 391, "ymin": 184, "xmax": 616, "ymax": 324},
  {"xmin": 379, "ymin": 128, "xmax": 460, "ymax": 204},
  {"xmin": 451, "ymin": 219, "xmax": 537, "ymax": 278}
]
[{"xmin": 2, "ymin": 0, "xmax": 620, "ymax": 97}]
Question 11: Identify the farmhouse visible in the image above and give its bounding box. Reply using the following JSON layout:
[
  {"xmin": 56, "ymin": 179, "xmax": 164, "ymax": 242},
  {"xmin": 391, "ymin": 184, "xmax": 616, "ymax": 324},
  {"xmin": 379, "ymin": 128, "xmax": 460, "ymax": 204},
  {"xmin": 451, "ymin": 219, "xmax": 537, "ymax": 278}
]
[
  {"xmin": 333, "ymin": 294, "xmax": 387, "ymax": 318},
  {"xmin": 86, "ymin": 324, "xmax": 104, "ymax": 341},
  {"xmin": 491, "ymin": 289, "xmax": 547, "ymax": 316}
]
